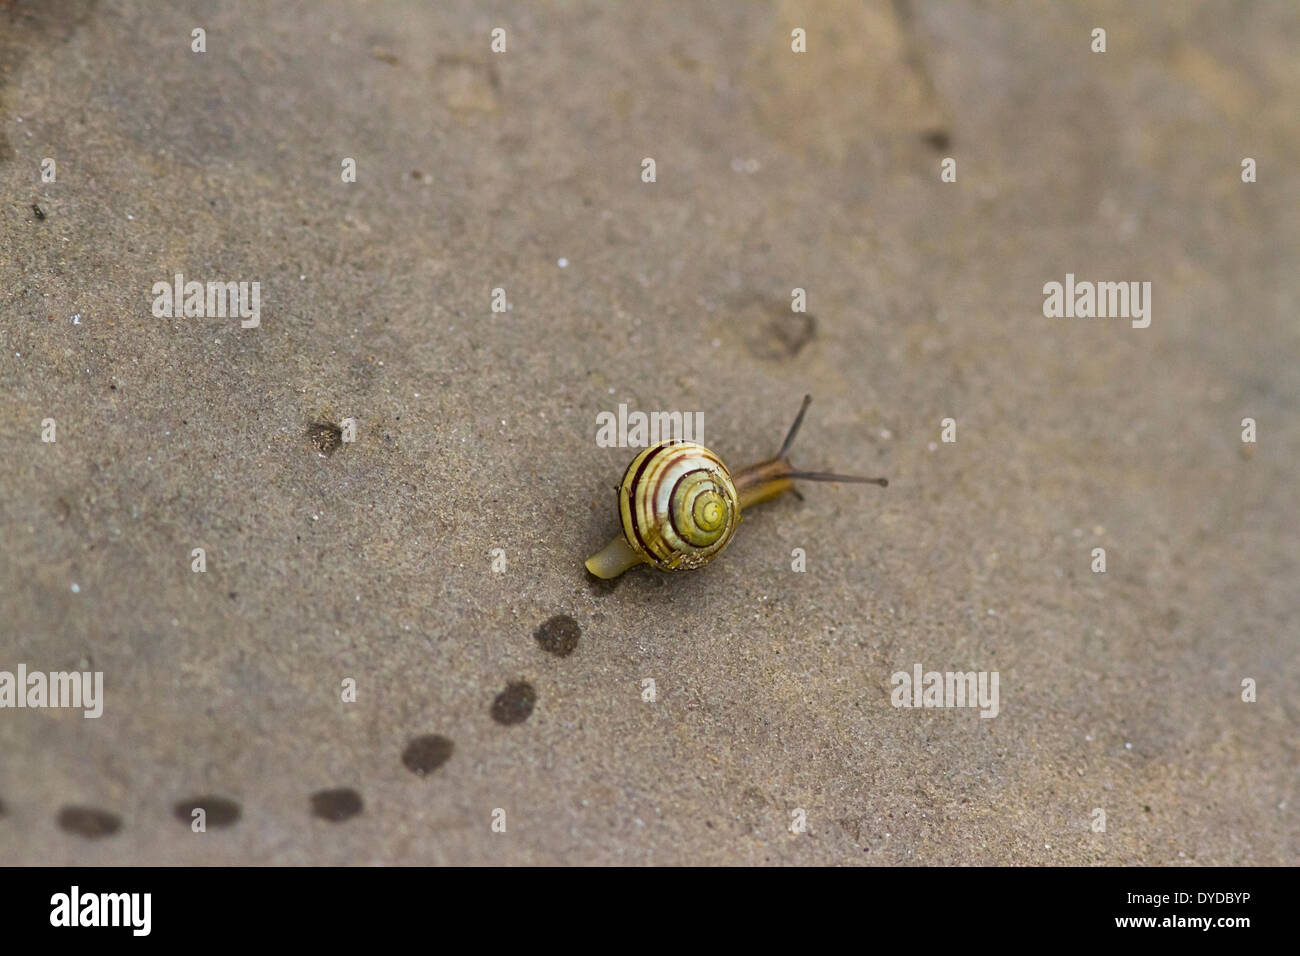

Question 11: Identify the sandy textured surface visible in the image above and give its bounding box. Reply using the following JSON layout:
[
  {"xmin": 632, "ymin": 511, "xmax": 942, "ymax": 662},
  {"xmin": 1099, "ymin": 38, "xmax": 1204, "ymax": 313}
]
[{"xmin": 1, "ymin": 0, "xmax": 1296, "ymax": 865}]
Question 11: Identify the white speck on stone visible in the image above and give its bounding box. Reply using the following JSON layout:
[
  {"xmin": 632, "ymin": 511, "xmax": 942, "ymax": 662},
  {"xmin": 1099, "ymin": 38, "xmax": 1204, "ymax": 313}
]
[
  {"xmin": 928, "ymin": 441, "xmax": 938, "ymax": 451},
  {"xmin": 127, "ymin": 214, "xmax": 134, "ymax": 220},
  {"xmin": 71, "ymin": 313, "xmax": 81, "ymax": 324},
  {"xmin": 70, "ymin": 583, "xmax": 80, "ymax": 593},
  {"xmin": 557, "ymin": 258, "xmax": 568, "ymax": 268},
  {"xmin": 1125, "ymin": 742, "xmax": 1132, "ymax": 750}
]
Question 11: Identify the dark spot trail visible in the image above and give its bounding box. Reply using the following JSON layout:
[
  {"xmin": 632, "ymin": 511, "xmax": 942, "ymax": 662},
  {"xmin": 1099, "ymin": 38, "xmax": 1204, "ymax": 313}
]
[
  {"xmin": 737, "ymin": 296, "xmax": 817, "ymax": 361},
  {"xmin": 534, "ymin": 614, "xmax": 580, "ymax": 656},
  {"xmin": 922, "ymin": 128, "xmax": 951, "ymax": 151},
  {"xmin": 308, "ymin": 421, "xmax": 344, "ymax": 455},
  {"xmin": 401, "ymin": 735, "xmax": 455, "ymax": 776},
  {"xmin": 173, "ymin": 795, "xmax": 242, "ymax": 828},
  {"xmin": 310, "ymin": 788, "xmax": 364, "ymax": 822},
  {"xmin": 491, "ymin": 681, "xmax": 536, "ymax": 725},
  {"xmin": 57, "ymin": 805, "xmax": 121, "ymax": 838},
  {"xmin": 586, "ymin": 569, "xmax": 620, "ymax": 594}
]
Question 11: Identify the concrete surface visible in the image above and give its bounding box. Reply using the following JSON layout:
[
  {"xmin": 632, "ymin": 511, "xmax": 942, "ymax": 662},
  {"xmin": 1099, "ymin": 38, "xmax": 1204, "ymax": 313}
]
[{"xmin": 0, "ymin": 0, "xmax": 1296, "ymax": 865}]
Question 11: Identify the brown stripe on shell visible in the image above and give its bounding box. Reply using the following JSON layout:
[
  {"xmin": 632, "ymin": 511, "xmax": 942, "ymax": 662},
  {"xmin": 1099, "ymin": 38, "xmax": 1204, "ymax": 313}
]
[{"xmin": 624, "ymin": 442, "xmax": 674, "ymax": 562}]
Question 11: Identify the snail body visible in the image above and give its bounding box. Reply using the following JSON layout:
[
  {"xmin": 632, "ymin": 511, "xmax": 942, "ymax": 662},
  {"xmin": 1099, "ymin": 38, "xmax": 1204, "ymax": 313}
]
[{"xmin": 585, "ymin": 396, "xmax": 887, "ymax": 579}]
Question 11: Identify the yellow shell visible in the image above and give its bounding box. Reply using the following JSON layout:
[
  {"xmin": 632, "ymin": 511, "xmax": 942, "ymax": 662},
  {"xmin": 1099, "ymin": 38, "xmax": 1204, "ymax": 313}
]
[{"xmin": 617, "ymin": 441, "xmax": 741, "ymax": 571}]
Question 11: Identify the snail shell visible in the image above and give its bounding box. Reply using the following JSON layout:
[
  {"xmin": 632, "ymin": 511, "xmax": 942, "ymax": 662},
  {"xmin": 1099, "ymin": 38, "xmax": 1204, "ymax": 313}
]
[{"xmin": 617, "ymin": 441, "xmax": 741, "ymax": 571}]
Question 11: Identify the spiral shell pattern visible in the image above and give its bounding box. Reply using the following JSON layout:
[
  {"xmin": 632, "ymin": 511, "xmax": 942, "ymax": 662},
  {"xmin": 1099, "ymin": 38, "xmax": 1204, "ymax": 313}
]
[{"xmin": 617, "ymin": 441, "xmax": 741, "ymax": 571}]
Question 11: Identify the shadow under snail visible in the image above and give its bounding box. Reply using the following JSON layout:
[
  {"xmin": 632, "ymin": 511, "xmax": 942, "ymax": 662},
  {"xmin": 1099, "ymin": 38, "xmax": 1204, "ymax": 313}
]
[{"xmin": 585, "ymin": 395, "xmax": 888, "ymax": 579}]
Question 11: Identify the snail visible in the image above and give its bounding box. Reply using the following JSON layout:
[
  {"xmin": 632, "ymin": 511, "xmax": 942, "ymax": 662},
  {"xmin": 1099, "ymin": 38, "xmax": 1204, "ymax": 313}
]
[{"xmin": 585, "ymin": 395, "xmax": 887, "ymax": 578}]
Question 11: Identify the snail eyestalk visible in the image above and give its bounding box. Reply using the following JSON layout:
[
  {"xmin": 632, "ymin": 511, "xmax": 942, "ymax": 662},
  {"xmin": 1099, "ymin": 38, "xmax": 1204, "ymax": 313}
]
[
  {"xmin": 734, "ymin": 394, "xmax": 888, "ymax": 508},
  {"xmin": 585, "ymin": 533, "xmax": 645, "ymax": 579}
]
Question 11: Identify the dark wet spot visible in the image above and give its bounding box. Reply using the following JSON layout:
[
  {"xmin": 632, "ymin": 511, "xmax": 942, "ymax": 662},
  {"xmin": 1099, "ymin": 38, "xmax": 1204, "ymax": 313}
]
[
  {"xmin": 1144, "ymin": 805, "xmax": 1151, "ymax": 813},
  {"xmin": 402, "ymin": 735, "xmax": 454, "ymax": 776},
  {"xmin": 310, "ymin": 788, "xmax": 363, "ymax": 822},
  {"xmin": 308, "ymin": 421, "xmax": 344, "ymax": 455},
  {"xmin": 31, "ymin": 203, "xmax": 45, "ymax": 220},
  {"xmin": 922, "ymin": 129, "xmax": 950, "ymax": 151},
  {"xmin": 585, "ymin": 569, "xmax": 620, "ymax": 594},
  {"xmin": 228, "ymin": 591, "xmax": 237, "ymax": 600},
  {"xmin": 173, "ymin": 795, "xmax": 241, "ymax": 828},
  {"xmin": 738, "ymin": 297, "xmax": 817, "ymax": 360},
  {"xmin": 371, "ymin": 46, "xmax": 400, "ymax": 66},
  {"xmin": 534, "ymin": 614, "xmax": 580, "ymax": 657},
  {"xmin": 491, "ymin": 681, "xmax": 536, "ymax": 725},
  {"xmin": 57, "ymin": 805, "xmax": 121, "ymax": 838}
]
